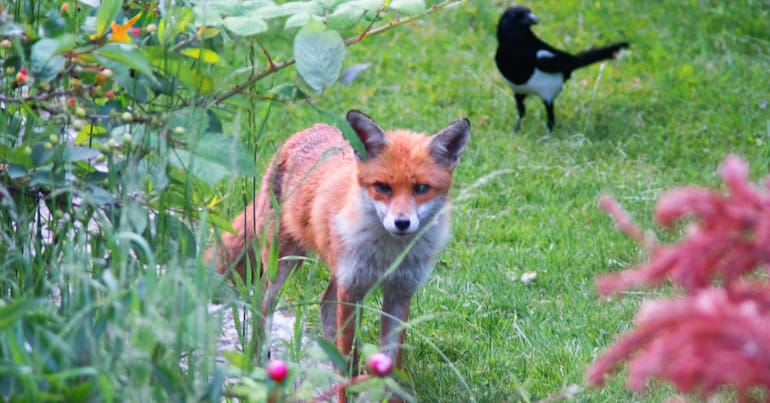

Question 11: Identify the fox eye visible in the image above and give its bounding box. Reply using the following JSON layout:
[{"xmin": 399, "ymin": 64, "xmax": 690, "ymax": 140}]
[
  {"xmin": 414, "ymin": 183, "xmax": 430, "ymax": 195},
  {"xmin": 373, "ymin": 182, "xmax": 392, "ymax": 195}
]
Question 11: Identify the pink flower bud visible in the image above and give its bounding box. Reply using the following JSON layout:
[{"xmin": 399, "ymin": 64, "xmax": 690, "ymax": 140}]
[
  {"xmin": 267, "ymin": 360, "xmax": 288, "ymax": 383},
  {"xmin": 366, "ymin": 352, "xmax": 393, "ymax": 377}
]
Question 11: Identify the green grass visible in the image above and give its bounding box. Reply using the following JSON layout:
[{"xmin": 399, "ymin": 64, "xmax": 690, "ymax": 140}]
[
  {"xmin": 215, "ymin": 0, "xmax": 770, "ymax": 400},
  {"xmin": 3, "ymin": 0, "xmax": 769, "ymax": 401}
]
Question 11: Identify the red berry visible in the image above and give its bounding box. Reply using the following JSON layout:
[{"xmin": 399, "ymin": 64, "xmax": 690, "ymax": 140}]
[
  {"xmin": 267, "ymin": 360, "xmax": 288, "ymax": 383},
  {"xmin": 130, "ymin": 27, "xmax": 141, "ymax": 36},
  {"xmin": 105, "ymin": 90, "xmax": 115, "ymax": 99},
  {"xmin": 19, "ymin": 67, "xmax": 27, "ymax": 75},
  {"xmin": 366, "ymin": 352, "xmax": 393, "ymax": 377}
]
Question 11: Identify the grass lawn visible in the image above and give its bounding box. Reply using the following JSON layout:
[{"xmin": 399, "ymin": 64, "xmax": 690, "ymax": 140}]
[
  {"xmin": 218, "ymin": 0, "xmax": 770, "ymax": 400},
  {"xmin": 3, "ymin": 0, "xmax": 768, "ymax": 401}
]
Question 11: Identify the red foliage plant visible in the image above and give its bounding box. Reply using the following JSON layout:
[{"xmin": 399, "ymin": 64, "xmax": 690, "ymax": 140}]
[{"xmin": 587, "ymin": 155, "xmax": 770, "ymax": 401}]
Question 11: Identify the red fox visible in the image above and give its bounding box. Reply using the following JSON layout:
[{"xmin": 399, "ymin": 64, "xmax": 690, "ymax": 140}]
[{"xmin": 207, "ymin": 110, "xmax": 469, "ymax": 395}]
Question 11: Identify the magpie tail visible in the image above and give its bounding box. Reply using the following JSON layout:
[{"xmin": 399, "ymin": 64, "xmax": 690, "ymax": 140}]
[{"xmin": 572, "ymin": 42, "xmax": 629, "ymax": 70}]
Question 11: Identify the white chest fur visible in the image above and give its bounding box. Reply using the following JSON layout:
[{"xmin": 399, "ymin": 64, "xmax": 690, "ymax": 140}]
[{"xmin": 333, "ymin": 191, "xmax": 450, "ymax": 298}]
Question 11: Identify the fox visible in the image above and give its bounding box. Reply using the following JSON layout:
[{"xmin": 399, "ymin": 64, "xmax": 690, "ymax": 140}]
[{"xmin": 207, "ymin": 109, "xmax": 469, "ymax": 398}]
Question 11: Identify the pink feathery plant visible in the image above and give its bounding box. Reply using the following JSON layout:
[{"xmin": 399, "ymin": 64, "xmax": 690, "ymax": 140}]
[{"xmin": 588, "ymin": 155, "xmax": 770, "ymax": 401}]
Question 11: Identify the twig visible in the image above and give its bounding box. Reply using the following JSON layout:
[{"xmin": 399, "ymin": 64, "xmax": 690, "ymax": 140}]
[
  {"xmin": 344, "ymin": 0, "xmax": 466, "ymax": 46},
  {"xmin": 254, "ymin": 36, "xmax": 275, "ymax": 70},
  {"xmin": 0, "ymin": 89, "xmax": 74, "ymax": 104},
  {"xmin": 208, "ymin": 59, "xmax": 296, "ymax": 107}
]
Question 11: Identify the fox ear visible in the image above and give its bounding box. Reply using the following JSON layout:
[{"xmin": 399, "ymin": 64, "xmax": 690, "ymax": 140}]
[
  {"xmin": 430, "ymin": 118, "xmax": 470, "ymax": 169},
  {"xmin": 347, "ymin": 110, "xmax": 386, "ymax": 160}
]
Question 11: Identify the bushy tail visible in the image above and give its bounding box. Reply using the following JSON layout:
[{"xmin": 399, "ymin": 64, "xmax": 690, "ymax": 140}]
[{"xmin": 572, "ymin": 42, "xmax": 629, "ymax": 70}]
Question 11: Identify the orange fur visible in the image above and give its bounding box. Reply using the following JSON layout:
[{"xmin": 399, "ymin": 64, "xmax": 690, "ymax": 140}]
[{"xmin": 206, "ymin": 110, "xmax": 469, "ymax": 402}]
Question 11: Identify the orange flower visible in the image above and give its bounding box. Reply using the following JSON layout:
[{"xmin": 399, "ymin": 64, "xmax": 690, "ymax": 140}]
[{"xmin": 110, "ymin": 13, "xmax": 142, "ymax": 43}]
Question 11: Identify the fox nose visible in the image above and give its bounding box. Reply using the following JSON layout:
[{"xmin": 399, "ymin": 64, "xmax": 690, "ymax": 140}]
[{"xmin": 394, "ymin": 217, "xmax": 411, "ymax": 232}]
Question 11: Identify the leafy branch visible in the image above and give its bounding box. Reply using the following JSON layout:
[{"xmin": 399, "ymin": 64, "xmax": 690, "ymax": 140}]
[{"xmin": 210, "ymin": 0, "xmax": 465, "ymax": 106}]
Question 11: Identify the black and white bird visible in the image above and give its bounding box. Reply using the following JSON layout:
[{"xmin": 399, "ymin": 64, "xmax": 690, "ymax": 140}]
[{"xmin": 495, "ymin": 5, "xmax": 629, "ymax": 133}]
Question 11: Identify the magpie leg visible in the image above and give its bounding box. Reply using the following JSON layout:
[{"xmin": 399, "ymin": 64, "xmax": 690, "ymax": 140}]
[
  {"xmin": 543, "ymin": 100, "xmax": 555, "ymax": 133},
  {"xmin": 514, "ymin": 93, "xmax": 527, "ymax": 132}
]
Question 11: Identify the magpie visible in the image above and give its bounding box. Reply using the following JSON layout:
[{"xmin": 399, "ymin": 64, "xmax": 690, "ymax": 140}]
[{"xmin": 495, "ymin": 5, "xmax": 629, "ymax": 133}]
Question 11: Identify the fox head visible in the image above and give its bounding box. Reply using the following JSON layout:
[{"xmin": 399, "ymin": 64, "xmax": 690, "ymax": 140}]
[{"xmin": 347, "ymin": 110, "xmax": 470, "ymax": 237}]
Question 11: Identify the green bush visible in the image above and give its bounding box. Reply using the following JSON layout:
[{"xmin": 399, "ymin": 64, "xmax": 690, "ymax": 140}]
[{"xmin": 0, "ymin": 0, "xmax": 462, "ymax": 401}]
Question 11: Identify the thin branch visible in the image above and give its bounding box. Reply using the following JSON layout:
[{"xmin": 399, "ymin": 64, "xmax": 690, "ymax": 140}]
[
  {"xmin": 344, "ymin": 0, "xmax": 466, "ymax": 47},
  {"xmin": 208, "ymin": 59, "xmax": 295, "ymax": 107},
  {"xmin": 0, "ymin": 88, "xmax": 74, "ymax": 105},
  {"xmin": 254, "ymin": 36, "xmax": 275, "ymax": 70}
]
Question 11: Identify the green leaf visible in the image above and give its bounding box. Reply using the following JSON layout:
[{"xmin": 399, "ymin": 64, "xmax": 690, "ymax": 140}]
[
  {"xmin": 0, "ymin": 21, "xmax": 24, "ymax": 36},
  {"xmin": 315, "ymin": 337, "xmax": 349, "ymax": 373},
  {"xmin": 6, "ymin": 164, "xmax": 28, "ymax": 179},
  {"xmin": 294, "ymin": 21, "xmax": 346, "ymax": 92},
  {"xmin": 326, "ymin": 1, "xmax": 370, "ymax": 29},
  {"xmin": 0, "ymin": 144, "xmax": 33, "ymax": 168},
  {"xmin": 387, "ymin": 0, "xmax": 426, "ymax": 15},
  {"xmin": 84, "ymin": 184, "xmax": 115, "ymax": 205},
  {"xmin": 144, "ymin": 46, "xmax": 214, "ymax": 94},
  {"xmin": 267, "ymin": 83, "xmax": 308, "ymax": 101},
  {"xmin": 154, "ymin": 214, "xmax": 197, "ymax": 258},
  {"xmin": 65, "ymin": 146, "xmax": 101, "ymax": 162},
  {"xmin": 187, "ymin": 71, "xmax": 215, "ymax": 94},
  {"xmin": 94, "ymin": 54, "xmax": 151, "ymax": 101},
  {"xmin": 223, "ymin": 16, "xmax": 268, "ymax": 36},
  {"xmin": 124, "ymin": 200, "xmax": 149, "ymax": 234},
  {"xmin": 337, "ymin": 0, "xmax": 383, "ymax": 13},
  {"xmin": 169, "ymin": 107, "xmax": 211, "ymax": 137},
  {"xmin": 284, "ymin": 12, "xmax": 311, "ymax": 29},
  {"xmin": 0, "ymin": 298, "xmax": 43, "ymax": 332},
  {"xmin": 45, "ymin": 367, "xmax": 100, "ymax": 383},
  {"xmin": 282, "ymin": 1, "xmax": 324, "ymax": 16},
  {"xmin": 158, "ymin": 7, "xmax": 194, "ymax": 46},
  {"xmin": 171, "ymin": 133, "xmax": 258, "ymax": 186},
  {"xmin": 30, "ymin": 37, "xmax": 74, "ymax": 82},
  {"xmin": 31, "ymin": 142, "xmax": 55, "ymax": 166},
  {"xmin": 245, "ymin": 2, "xmax": 323, "ymax": 20},
  {"xmin": 95, "ymin": 0, "xmax": 121, "ymax": 37},
  {"xmin": 206, "ymin": 110, "xmax": 223, "ymax": 133},
  {"xmin": 221, "ymin": 350, "xmax": 245, "ymax": 368},
  {"xmin": 327, "ymin": 0, "xmax": 382, "ymax": 28},
  {"xmin": 206, "ymin": 213, "xmax": 236, "ymax": 235},
  {"xmin": 75, "ymin": 124, "xmax": 108, "ymax": 145},
  {"xmin": 192, "ymin": 0, "xmax": 273, "ymax": 21},
  {"xmin": 42, "ymin": 9, "xmax": 67, "ymax": 38},
  {"xmin": 245, "ymin": 3, "xmax": 286, "ymax": 19},
  {"xmin": 94, "ymin": 43, "xmax": 156, "ymax": 82},
  {"xmin": 29, "ymin": 169, "xmax": 60, "ymax": 186},
  {"xmin": 179, "ymin": 48, "xmax": 222, "ymax": 64}
]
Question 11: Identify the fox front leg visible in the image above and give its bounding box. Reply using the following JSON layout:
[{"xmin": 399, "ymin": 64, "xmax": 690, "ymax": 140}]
[{"xmin": 380, "ymin": 291, "xmax": 412, "ymax": 370}]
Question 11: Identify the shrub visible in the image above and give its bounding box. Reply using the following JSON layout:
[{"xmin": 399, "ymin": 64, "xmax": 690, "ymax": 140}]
[
  {"xmin": 589, "ymin": 155, "xmax": 770, "ymax": 402},
  {"xmin": 0, "ymin": 0, "xmax": 462, "ymax": 400}
]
